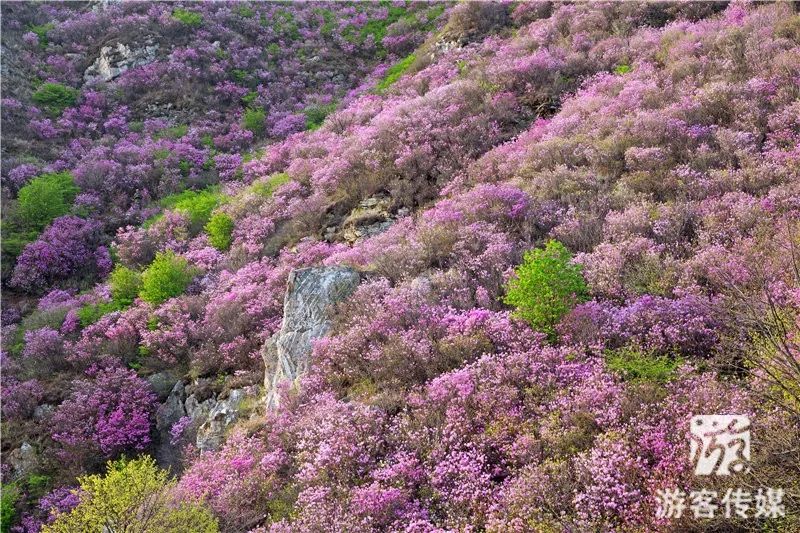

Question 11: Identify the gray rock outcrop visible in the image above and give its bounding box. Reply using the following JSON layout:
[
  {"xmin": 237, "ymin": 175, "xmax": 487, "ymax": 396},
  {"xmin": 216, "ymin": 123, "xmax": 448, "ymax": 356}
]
[
  {"xmin": 196, "ymin": 389, "xmax": 251, "ymax": 452},
  {"xmin": 263, "ymin": 266, "xmax": 361, "ymax": 408},
  {"xmin": 7, "ymin": 442, "xmax": 38, "ymax": 479},
  {"xmin": 154, "ymin": 381, "xmax": 258, "ymax": 467},
  {"xmin": 154, "ymin": 381, "xmax": 188, "ymax": 470},
  {"xmin": 84, "ymin": 40, "xmax": 159, "ymax": 84}
]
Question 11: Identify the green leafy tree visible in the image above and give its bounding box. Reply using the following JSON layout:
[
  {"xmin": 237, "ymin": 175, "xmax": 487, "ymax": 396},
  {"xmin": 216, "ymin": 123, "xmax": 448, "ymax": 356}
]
[
  {"xmin": 205, "ymin": 212, "xmax": 234, "ymax": 251},
  {"xmin": 16, "ymin": 172, "xmax": 79, "ymax": 231},
  {"xmin": 109, "ymin": 266, "xmax": 143, "ymax": 307},
  {"xmin": 160, "ymin": 187, "xmax": 225, "ymax": 233},
  {"xmin": 42, "ymin": 456, "xmax": 218, "ymax": 533},
  {"xmin": 503, "ymin": 240, "xmax": 588, "ymax": 338},
  {"xmin": 139, "ymin": 252, "xmax": 196, "ymax": 305}
]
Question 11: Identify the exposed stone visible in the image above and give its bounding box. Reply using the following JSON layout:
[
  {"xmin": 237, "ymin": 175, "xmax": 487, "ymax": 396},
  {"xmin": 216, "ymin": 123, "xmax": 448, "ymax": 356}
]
[
  {"xmin": 147, "ymin": 371, "xmax": 182, "ymax": 402},
  {"xmin": 185, "ymin": 393, "xmax": 216, "ymax": 426},
  {"xmin": 84, "ymin": 39, "xmax": 159, "ymax": 84},
  {"xmin": 154, "ymin": 381, "xmax": 187, "ymax": 471},
  {"xmin": 195, "ymin": 387, "xmax": 257, "ymax": 452},
  {"xmin": 33, "ymin": 403, "xmax": 54, "ymax": 422},
  {"xmin": 263, "ymin": 266, "xmax": 361, "ymax": 408},
  {"xmin": 8, "ymin": 442, "xmax": 38, "ymax": 479},
  {"xmin": 332, "ymin": 195, "xmax": 400, "ymax": 244}
]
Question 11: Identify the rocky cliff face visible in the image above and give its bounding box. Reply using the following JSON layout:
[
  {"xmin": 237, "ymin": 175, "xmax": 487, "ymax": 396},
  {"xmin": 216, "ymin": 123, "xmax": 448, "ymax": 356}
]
[
  {"xmin": 262, "ymin": 266, "xmax": 361, "ymax": 408},
  {"xmin": 152, "ymin": 265, "xmax": 360, "ymax": 466}
]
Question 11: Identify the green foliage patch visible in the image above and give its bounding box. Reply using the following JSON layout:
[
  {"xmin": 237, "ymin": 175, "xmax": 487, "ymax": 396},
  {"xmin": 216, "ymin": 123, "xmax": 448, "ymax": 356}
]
[
  {"xmin": 606, "ymin": 348, "xmax": 682, "ymax": 382},
  {"xmin": 376, "ymin": 54, "xmax": 416, "ymax": 92},
  {"xmin": 160, "ymin": 186, "xmax": 226, "ymax": 232},
  {"xmin": 16, "ymin": 172, "xmax": 79, "ymax": 231},
  {"xmin": 205, "ymin": 212, "xmax": 234, "ymax": 251},
  {"xmin": 303, "ymin": 102, "xmax": 337, "ymax": 130},
  {"xmin": 42, "ymin": 456, "xmax": 217, "ymax": 532},
  {"xmin": 139, "ymin": 251, "xmax": 196, "ymax": 305},
  {"xmin": 242, "ymin": 107, "xmax": 266, "ymax": 135},
  {"xmin": 32, "ymin": 83, "xmax": 78, "ymax": 116},
  {"xmin": 28, "ymin": 22, "xmax": 54, "ymax": 47},
  {"xmin": 172, "ymin": 8, "xmax": 203, "ymax": 27},
  {"xmin": 1, "ymin": 483, "xmax": 18, "ymax": 533},
  {"xmin": 503, "ymin": 240, "xmax": 588, "ymax": 339},
  {"xmin": 248, "ymin": 172, "xmax": 291, "ymax": 197},
  {"xmin": 109, "ymin": 266, "xmax": 143, "ymax": 307}
]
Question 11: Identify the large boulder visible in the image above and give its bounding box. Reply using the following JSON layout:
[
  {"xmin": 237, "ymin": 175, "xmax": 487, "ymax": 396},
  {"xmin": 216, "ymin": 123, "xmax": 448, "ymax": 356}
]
[
  {"xmin": 147, "ymin": 371, "xmax": 182, "ymax": 402},
  {"xmin": 263, "ymin": 266, "xmax": 361, "ymax": 408}
]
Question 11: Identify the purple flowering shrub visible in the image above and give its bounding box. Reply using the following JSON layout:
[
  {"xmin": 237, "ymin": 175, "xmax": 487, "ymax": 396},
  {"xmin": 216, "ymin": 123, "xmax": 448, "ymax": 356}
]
[
  {"xmin": 10, "ymin": 216, "xmax": 109, "ymax": 293},
  {"xmin": 50, "ymin": 368, "xmax": 156, "ymax": 469}
]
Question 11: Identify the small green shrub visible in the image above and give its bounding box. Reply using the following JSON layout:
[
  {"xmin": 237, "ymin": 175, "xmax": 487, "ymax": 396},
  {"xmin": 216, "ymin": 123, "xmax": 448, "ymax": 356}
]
[
  {"xmin": 161, "ymin": 186, "xmax": 225, "ymax": 232},
  {"xmin": 235, "ymin": 5, "xmax": 254, "ymax": 18},
  {"xmin": 1, "ymin": 483, "xmax": 19, "ymax": 533},
  {"xmin": 241, "ymin": 91, "xmax": 258, "ymax": 107},
  {"xmin": 31, "ymin": 83, "xmax": 78, "ymax": 116},
  {"xmin": 303, "ymin": 102, "xmax": 337, "ymax": 131},
  {"xmin": 231, "ymin": 69, "xmax": 248, "ymax": 84},
  {"xmin": 1, "ymin": 224, "xmax": 39, "ymax": 260},
  {"xmin": 178, "ymin": 160, "xmax": 191, "ymax": 176},
  {"xmin": 16, "ymin": 172, "xmax": 79, "ymax": 231},
  {"xmin": 205, "ymin": 212, "xmax": 234, "ymax": 251},
  {"xmin": 376, "ymin": 54, "xmax": 416, "ymax": 92},
  {"xmin": 242, "ymin": 107, "xmax": 266, "ymax": 135},
  {"xmin": 606, "ymin": 348, "xmax": 681, "ymax": 382},
  {"xmin": 503, "ymin": 240, "xmax": 588, "ymax": 338},
  {"xmin": 172, "ymin": 8, "xmax": 203, "ymax": 27},
  {"xmin": 25, "ymin": 474, "xmax": 50, "ymax": 499},
  {"xmin": 109, "ymin": 266, "xmax": 142, "ymax": 307},
  {"xmin": 139, "ymin": 251, "xmax": 196, "ymax": 305},
  {"xmin": 614, "ymin": 64, "xmax": 632, "ymax": 75}
]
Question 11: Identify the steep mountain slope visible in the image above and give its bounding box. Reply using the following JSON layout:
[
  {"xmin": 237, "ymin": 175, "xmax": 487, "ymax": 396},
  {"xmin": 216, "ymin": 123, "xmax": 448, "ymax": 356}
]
[{"xmin": 2, "ymin": 2, "xmax": 800, "ymax": 532}]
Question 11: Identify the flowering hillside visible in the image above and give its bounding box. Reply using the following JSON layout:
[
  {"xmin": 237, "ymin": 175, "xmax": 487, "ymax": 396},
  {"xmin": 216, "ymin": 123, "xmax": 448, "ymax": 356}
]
[{"xmin": 2, "ymin": 2, "xmax": 800, "ymax": 532}]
